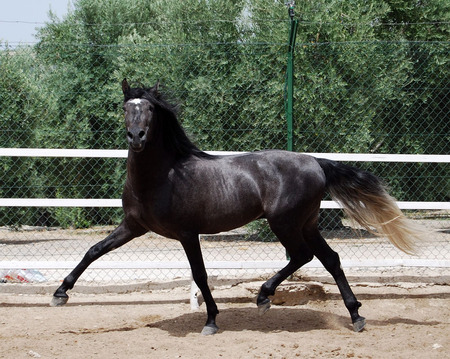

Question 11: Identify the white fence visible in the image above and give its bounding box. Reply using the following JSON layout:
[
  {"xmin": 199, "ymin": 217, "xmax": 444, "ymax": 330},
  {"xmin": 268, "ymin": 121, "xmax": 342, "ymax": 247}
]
[
  {"xmin": 1, "ymin": 149, "xmax": 449, "ymax": 280},
  {"xmin": 1, "ymin": 149, "xmax": 449, "ymax": 211}
]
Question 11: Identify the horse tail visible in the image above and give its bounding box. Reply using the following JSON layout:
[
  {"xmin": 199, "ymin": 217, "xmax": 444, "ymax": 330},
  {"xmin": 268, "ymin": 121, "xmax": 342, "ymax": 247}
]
[{"xmin": 316, "ymin": 158, "xmax": 422, "ymax": 254}]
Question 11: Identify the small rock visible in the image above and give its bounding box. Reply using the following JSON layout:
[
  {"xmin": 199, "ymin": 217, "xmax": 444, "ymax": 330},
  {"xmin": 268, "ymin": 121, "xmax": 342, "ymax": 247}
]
[{"xmin": 28, "ymin": 350, "xmax": 41, "ymax": 358}]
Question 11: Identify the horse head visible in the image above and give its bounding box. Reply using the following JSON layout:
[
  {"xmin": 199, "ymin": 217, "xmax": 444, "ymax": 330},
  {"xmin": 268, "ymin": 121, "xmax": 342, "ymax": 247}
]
[
  {"xmin": 121, "ymin": 78, "xmax": 159, "ymax": 152},
  {"xmin": 121, "ymin": 78, "xmax": 206, "ymax": 158}
]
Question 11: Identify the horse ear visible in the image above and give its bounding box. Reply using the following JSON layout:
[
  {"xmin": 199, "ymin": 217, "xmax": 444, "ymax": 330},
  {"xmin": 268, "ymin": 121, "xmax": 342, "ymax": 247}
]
[
  {"xmin": 122, "ymin": 78, "xmax": 130, "ymax": 96},
  {"xmin": 153, "ymin": 80, "xmax": 160, "ymax": 94}
]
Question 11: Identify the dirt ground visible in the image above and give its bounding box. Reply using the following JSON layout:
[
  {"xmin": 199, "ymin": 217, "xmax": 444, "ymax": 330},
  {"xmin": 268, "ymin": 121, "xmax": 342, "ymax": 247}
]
[{"xmin": 0, "ymin": 280, "xmax": 448, "ymax": 359}]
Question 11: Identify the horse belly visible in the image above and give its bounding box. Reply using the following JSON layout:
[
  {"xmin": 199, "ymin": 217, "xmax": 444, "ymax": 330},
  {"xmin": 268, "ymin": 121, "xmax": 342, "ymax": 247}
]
[
  {"xmin": 199, "ymin": 197, "xmax": 263, "ymax": 234},
  {"xmin": 185, "ymin": 180, "xmax": 263, "ymax": 234}
]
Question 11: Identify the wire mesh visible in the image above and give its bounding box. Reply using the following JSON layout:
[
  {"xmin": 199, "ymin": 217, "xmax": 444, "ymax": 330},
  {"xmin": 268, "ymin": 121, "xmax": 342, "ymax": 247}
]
[{"xmin": 0, "ymin": 18, "xmax": 449, "ymax": 284}]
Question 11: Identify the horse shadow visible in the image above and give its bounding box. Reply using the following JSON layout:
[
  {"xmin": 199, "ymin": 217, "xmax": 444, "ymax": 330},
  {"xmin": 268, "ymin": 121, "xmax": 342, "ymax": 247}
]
[
  {"xmin": 144, "ymin": 307, "xmax": 351, "ymax": 337},
  {"xmin": 143, "ymin": 305, "xmax": 444, "ymax": 337}
]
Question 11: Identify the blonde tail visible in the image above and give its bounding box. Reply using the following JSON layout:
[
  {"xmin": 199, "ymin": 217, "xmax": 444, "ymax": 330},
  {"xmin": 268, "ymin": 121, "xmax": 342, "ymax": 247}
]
[{"xmin": 317, "ymin": 158, "xmax": 424, "ymax": 254}]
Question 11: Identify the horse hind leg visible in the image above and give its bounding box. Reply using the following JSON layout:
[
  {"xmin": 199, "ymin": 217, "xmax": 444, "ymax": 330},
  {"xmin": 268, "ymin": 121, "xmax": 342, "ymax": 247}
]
[
  {"xmin": 303, "ymin": 225, "xmax": 366, "ymax": 332},
  {"xmin": 256, "ymin": 221, "xmax": 314, "ymax": 314}
]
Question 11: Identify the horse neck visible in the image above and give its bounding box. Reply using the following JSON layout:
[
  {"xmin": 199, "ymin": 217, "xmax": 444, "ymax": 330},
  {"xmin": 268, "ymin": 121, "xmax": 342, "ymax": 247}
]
[
  {"xmin": 126, "ymin": 108, "xmax": 191, "ymax": 189},
  {"xmin": 126, "ymin": 139, "xmax": 176, "ymax": 189}
]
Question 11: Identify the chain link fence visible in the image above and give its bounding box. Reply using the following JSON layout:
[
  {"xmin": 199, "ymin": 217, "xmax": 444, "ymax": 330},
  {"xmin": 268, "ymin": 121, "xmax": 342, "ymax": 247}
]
[{"xmin": 1, "ymin": 32, "xmax": 449, "ymax": 283}]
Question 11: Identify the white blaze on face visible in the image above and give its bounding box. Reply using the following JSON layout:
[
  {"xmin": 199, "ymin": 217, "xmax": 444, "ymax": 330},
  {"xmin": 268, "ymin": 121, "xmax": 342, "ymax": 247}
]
[{"xmin": 128, "ymin": 98, "xmax": 143, "ymax": 111}]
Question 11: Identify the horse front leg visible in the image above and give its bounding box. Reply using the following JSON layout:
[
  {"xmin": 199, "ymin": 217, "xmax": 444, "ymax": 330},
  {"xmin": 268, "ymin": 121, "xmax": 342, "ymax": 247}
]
[
  {"xmin": 180, "ymin": 235, "xmax": 219, "ymax": 335},
  {"xmin": 50, "ymin": 221, "xmax": 138, "ymax": 307}
]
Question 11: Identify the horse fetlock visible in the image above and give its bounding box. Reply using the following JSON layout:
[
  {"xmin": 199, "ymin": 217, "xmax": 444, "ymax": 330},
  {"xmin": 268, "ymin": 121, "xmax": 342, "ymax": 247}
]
[
  {"xmin": 258, "ymin": 282, "xmax": 275, "ymax": 300},
  {"xmin": 346, "ymin": 299, "xmax": 362, "ymax": 313}
]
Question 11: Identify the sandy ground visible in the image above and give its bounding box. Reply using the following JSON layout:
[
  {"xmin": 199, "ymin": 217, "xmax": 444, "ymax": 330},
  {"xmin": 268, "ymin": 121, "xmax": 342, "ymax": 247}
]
[{"xmin": 0, "ymin": 280, "xmax": 449, "ymax": 359}]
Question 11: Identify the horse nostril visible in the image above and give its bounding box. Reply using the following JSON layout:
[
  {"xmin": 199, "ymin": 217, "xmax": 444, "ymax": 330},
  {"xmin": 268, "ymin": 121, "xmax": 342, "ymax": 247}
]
[
  {"xmin": 139, "ymin": 131, "xmax": 145, "ymax": 139},
  {"xmin": 127, "ymin": 132, "xmax": 133, "ymax": 140}
]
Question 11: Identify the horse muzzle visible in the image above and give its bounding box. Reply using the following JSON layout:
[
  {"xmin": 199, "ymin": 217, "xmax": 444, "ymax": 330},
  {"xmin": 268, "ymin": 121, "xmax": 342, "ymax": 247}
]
[
  {"xmin": 127, "ymin": 129, "xmax": 147, "ymax": 152},
  {"xmin": 129, "ymin": 142, "xmax": 145, "ymax": 152}
]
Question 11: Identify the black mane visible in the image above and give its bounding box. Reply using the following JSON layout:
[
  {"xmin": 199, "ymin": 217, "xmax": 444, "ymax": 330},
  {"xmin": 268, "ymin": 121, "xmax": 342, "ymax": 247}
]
[{"xmin": 124, "ymin": 83, "xmax": 212, "ymax": 159}]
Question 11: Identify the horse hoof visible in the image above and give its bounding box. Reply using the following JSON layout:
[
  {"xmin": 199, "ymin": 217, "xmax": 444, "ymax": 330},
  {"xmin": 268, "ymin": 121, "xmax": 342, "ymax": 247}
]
[
  {"xmin": 352, "ymin": 317, "xmax": 366, "ymax": 332},
  {"xmin": 50, "ymin": 296, "xmax": 69, "ymax": 307},
  {"xmin": 257, "ymin": 299, "xmax": 271, "ymax": 315},
  {"xmin": 201, "ymin": 324, "xmax": 219, "ymax": 336}
]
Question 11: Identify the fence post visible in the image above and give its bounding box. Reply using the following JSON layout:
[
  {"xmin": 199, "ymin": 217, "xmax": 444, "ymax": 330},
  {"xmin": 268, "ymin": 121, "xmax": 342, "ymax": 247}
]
[
  {"xmin": 285, "ymin": 2, "xmax": 299, "ymax": 262},
  {"xmin": 285, "ymin": 1, "xmax": 298, "ymax": 152}
]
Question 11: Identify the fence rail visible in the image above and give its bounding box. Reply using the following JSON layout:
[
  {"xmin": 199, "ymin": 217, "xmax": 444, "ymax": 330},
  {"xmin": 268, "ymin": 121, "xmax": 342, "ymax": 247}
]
[
  {"xmin": 2, "ymin": 148, "xmax": 450, "ymax": 162},
  {"xmin": 1, "ymin": 149, "xmax": 448, "ymax": 210},
  {"xmin": 2, "ymin": 199, "xmax": 449, "ymax": 209}
]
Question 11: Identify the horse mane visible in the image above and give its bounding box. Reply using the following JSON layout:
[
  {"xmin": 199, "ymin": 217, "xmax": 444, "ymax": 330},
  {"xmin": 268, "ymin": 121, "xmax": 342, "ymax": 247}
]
[{"xmin": 124, "ymin": 83, "xmax": 212, "ymax": 159}]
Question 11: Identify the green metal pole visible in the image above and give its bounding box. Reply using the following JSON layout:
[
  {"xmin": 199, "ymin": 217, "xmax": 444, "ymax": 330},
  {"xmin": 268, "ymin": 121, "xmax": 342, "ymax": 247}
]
[
  {"xmin": 286, "ymin": 3, "xmax": 298, "ymax": 152},
  {"xmin": 285, "ymin": 2, "xmax": 298, "ymax": 262}
]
